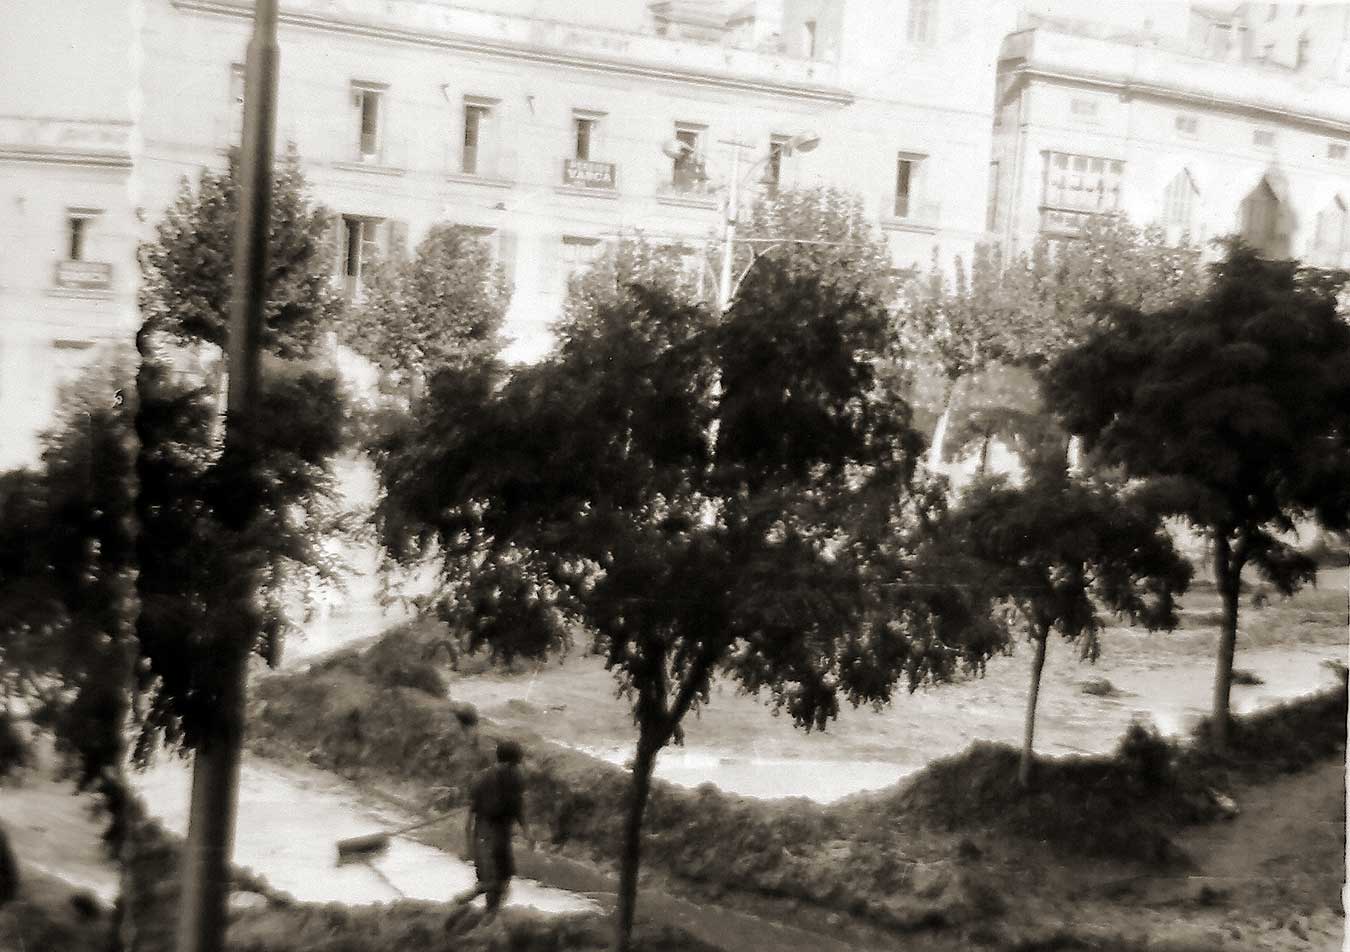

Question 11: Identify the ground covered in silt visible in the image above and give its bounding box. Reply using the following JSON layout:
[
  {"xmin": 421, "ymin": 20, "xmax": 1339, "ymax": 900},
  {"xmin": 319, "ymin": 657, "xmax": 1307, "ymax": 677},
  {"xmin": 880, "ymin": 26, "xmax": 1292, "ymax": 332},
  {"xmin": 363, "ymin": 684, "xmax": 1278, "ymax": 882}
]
[{"xmin": 3, "ymin": 565, "xmax": 1345, "ymax": 951}]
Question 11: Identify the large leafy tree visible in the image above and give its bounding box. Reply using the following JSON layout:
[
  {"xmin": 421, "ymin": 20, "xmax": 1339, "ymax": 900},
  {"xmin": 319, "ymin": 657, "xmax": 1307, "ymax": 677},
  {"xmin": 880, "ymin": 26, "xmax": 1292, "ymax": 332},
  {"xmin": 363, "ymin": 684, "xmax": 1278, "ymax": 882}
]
[
  {"xmin": 340, "ymin": 223, "xmax": 510, "ymax": 398},
  {"xmin": 0, "ymin": 353, "xmax": 138, "ymax": 798},
  {"xmin": 1043, "ymin": 243, "xmax": 1350, "ymax": 748},
  {"xmin": 901, "ymin": 216, "xmax": 1203, "ymax": 471},
  {"xmin": 373, "ymin": 255, "xmax": 985, "ymax": 950},
  {"xmin": 134, "ymin": 146, "xmax": 347, "ymax": 757},
  {"xmin": 0, "ymin": 151, "xmax": 346, "ymax": 951},
  {"xmin": 942, "ymin": 474, "xmax": 1191, "ymax": 787},
  {"xmin": 725, "ymin": 186, "xmax": 903, "ymax": 306}
]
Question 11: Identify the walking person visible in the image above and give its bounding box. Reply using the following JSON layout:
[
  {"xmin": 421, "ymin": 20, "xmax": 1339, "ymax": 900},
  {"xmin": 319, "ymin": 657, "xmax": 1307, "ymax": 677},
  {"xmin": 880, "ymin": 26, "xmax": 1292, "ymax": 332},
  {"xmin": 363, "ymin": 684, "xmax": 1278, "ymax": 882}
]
[{"xmin": 445, "ymin": 739, "xmax": 533, "ymax": 931}]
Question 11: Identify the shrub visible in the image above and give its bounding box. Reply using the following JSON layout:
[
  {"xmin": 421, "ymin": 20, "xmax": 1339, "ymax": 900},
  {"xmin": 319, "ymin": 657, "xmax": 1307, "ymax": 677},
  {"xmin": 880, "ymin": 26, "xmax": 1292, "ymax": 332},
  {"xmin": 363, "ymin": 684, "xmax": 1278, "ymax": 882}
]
[
  {"xmin": 378, "ymin": 660, "xmax": 448, "ymax": 697},
  {"xmin": 1116, "ymin": 721, "xmax": 1175, "ymax": 791}
]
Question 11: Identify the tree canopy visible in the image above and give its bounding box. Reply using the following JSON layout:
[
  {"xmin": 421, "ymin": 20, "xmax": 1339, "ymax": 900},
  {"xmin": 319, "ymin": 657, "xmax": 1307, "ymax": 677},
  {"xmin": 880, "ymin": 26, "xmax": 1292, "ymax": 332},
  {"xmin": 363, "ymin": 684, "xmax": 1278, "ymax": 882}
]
[
  {"xmin": 373, "ymin": 253, "xmax": 988, "ymax": 948},
  {"xmin": 132, "ymin": 148, "xmax": 348, "ymax": 755},
  {"xmin": 900, "ymin": 216, "xmax": 1204, "ymax": 470},
  {"xmin": 340, "ymin": 223, "xmax": 510, "ymax": 384},
  {"xmin": 940, "ymin": 473, "xmax": 1191, "ymax": 785},
  {"xmin": 1042, "ymin": 242, "xmax": 1350, "ymax": 746}
]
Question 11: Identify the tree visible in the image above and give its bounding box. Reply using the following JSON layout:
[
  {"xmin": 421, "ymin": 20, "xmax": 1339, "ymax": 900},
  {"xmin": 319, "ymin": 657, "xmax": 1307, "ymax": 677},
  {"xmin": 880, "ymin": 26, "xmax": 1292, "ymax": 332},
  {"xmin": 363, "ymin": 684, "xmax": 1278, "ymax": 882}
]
[
  {"xmin": 134, "ymin": 145, "xmax": 347, "ymax": 756},
  {"xmin": 340, "ymin": 223, "xmax": 510, "ymax": 399},
  {"xmin": 900, "ymin": 216, "xmax": 1204, "ymax": 471},
  {"xmin": 1044, "ymin": 244, "xmax": 1350, "ymax": 748},
  {"xmin": 943, "ymin": 474, "xmax": 1191, "ymax": 787},
  {"xmin": 373, "ymin": 256, "xmax": 984, "ymax": 950},
  {"xmin": 725, "ymin": 186, "xmax": 903, "ymax": 307},
  {"xmin": 0, "ymin": 352, "xmax": 139, "ymax": 788}
]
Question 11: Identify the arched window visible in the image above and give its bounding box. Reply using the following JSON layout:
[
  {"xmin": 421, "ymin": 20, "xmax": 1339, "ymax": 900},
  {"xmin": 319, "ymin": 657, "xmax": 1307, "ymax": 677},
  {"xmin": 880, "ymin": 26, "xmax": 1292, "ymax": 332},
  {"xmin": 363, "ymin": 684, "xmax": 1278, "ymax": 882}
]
[
  {"xmin": 1163, "ymin": 169, "xmax": 1199, "ymax": 231},
  {"xmin": 1313, "ymin": 196, "xmax": 1349, "ymax": 265},
  {"xmin": 1240, "ymin": 178, "xmax": 1283, "ymax": 256}
]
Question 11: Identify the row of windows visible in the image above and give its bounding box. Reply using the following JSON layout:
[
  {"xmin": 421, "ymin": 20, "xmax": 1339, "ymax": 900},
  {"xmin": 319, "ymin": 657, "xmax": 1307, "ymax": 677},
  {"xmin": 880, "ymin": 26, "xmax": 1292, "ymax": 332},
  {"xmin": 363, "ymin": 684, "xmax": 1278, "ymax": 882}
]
[
  {"xmin": 333, "ymin": 214, "xmax": 611, "ymax": 299},
  {"xmin": 1040, "ymin": 150, "xmax": 1350, "ymax": 264},
  {"xmin": 1063, "ymin": 96, "xmax": 1348, "ymax": 159},
  {"xmin": 232, "ymin": 67, "xmax": 811, "ymax": 191}
]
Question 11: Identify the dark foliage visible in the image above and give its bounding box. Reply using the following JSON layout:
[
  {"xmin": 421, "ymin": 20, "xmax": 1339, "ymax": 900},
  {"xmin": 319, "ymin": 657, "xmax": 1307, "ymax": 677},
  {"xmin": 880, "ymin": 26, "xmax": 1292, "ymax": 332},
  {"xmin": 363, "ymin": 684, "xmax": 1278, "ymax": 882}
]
[{"xmin": 1043, "ymin": 242, "xmax": 1350, "ymax": 742}]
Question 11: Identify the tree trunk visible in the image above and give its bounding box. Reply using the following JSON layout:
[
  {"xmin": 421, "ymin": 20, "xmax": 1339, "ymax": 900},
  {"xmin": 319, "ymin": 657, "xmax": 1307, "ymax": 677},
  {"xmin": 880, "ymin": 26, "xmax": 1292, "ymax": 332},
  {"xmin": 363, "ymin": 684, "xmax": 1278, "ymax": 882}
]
[
  {"xmin": 614, "ymin": 734, "xmax": 659, "ymax": 952},
  {"xmin": 1211, "ymin": 538, "xmax": 1241, "ymax": 751},
  {"xmin": 175, "ymin": 644, "xmax": 247, "ymax": 952},
  {"xmin": 928, "ymin": 379, "xmax": 960, "ymax": 472},
  {"xmin": 1066, "ymin": 435, "xmax": 1083, "ymax": 475},
  {"xmin": 978, "ymin": 434, "xmax": 991, "ymax": 476},
  {"xmin": 1020, "ymin": 633, "xmax": 1048, "ymax": 789}
]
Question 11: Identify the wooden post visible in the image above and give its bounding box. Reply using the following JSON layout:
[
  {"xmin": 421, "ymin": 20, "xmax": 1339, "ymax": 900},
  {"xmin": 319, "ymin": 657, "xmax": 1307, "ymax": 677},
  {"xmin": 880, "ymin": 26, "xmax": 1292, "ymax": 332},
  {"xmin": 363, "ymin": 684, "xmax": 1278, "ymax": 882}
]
[{"xmin": 174, "ymin": 3, "xmax": 279, "ymax": 950}]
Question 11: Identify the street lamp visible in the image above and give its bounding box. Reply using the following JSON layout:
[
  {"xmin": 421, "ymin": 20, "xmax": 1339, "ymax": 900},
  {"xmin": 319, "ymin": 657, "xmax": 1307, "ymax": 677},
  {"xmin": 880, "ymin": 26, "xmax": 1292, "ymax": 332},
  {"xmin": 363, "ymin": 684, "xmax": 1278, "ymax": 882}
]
[{"xmin": 660, "ymin": 132, "xmax": 820, "ymax": 310}]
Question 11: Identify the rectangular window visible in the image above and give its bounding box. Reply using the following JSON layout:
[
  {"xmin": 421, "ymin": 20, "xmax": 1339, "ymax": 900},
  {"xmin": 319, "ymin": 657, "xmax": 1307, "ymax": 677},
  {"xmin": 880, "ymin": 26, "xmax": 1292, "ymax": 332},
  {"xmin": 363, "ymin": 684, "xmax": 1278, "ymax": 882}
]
[
  {"xmin": 339, "ymin": 215, "xmax": 384, "ymax": 296},
  {"xmin": 764, "ymin": 135, "xmax": 789, "ymax": 187},
  {"xmin": 463, "ymin": 102, "xmax": 491, "ymax": 174},
  {"xmin": 1070, "ymin": 98, "xmax": 1098, "ymax": 119},
  {"xmin": 1042, "ymin": 151, "xmax": 1123, "ymax": 214},
  {"xmin": 1253, "ymin": 129, "xmax": 1276, "ymax": 148},
  {"xmin": 894, "ymin": 154, "xmax": 924, "ymax": 218},
  {"xmin": 803, "ymin": 19, "xmax": 817, "ymax": 57},
  {"xmin": 561, "ymin": 235, "xmax": 603, "ymax": 288},
  {"xmin": 907, "ymin": 0, "xmax": 934, "ymax": 44},
  {"xmin": 672, "ymin": 123, "xmax": 704, "ymax": 189},
  {"xmin": 352, "ymin": 83, "xmax": 385, "ymax": 160},
  {"xmin": 574, "ymin": 115, "xmax": 595, "ymax": 161},
  {"xmin": 1267, "ymin": 3, "xmax": 1278, "ymax": 20},
  {"xmin": 68, "ymin": 216, "xmax": 88, "ymax": 261},
  {"xmin": 1329, "ymin": 143, "xmax": 1348, "ymax": 160},
  {"xmin": 1174, "ymin": 115, "xmax": 1199, "ymax": 136}
]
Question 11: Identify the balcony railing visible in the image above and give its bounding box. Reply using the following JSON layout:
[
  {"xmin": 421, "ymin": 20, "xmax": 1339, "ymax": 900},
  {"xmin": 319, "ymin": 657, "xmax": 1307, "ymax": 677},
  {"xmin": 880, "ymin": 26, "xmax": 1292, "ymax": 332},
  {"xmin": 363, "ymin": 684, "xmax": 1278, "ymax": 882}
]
[{"xmin": 53, "ymin": 260, "xmax": 113, "ymax": 291}]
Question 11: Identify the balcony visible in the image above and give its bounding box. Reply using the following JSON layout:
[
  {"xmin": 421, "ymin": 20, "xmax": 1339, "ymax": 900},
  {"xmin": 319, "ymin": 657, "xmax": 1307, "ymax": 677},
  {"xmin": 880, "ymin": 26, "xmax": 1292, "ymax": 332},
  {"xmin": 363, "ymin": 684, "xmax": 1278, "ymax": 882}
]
[
  {"xmin": 880, "ymin": 200, "xmax": 942, "ymax": 234},
  {"xmin": 53, "ymin": 260, "xmax": 113, "ymax": 291},
  {"xmin": 0, "ymin": 117, "xmax": 132, "ymax": 167}
]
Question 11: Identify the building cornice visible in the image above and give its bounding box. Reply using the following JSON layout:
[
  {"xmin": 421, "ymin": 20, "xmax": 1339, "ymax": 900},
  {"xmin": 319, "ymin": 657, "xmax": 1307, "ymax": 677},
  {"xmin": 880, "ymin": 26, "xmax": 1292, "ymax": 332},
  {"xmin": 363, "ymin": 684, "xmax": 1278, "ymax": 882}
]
[
  {"xmin": 1012, "ymin": 65, "xmax": 1350, "ymax": 136},
  {"xmin": 172, "ymin": 0, "xmax": 855, "ymax": 106},
  {"xmin": 0, "ymin": 145, "xmax": 133, "ymax": 169}
]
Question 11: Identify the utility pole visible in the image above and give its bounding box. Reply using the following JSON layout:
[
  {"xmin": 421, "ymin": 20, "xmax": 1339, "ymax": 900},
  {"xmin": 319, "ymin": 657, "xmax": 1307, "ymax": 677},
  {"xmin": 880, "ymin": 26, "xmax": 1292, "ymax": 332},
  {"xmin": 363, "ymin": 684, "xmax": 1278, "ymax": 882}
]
[
  {"xmin": 716, "ymin": 138, "xmax": 755, "ymax": 312},
  {"xmin": 174, "ymin": 2, "xmax": 278, "ymax": 950}
]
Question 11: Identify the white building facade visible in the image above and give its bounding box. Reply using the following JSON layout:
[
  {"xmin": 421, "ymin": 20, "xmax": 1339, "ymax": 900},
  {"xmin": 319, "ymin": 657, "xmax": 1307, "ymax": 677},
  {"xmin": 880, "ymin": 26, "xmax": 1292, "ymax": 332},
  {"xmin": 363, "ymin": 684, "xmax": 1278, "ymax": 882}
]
[
  {"xmin": 2, "ymin": 1, "xmax": 1348, "ymax": 470},
  {"xmin": 990, "ymin": 14, "xmax": 1350, "ymax": 264}
]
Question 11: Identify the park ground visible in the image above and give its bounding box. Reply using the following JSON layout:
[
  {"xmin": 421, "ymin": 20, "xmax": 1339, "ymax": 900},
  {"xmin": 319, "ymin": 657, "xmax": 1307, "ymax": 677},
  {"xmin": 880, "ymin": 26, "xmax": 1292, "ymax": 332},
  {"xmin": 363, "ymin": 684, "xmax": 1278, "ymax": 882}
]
[{"xmin": 2, "ymin": 518, "xmax": 1346, "ymax": 951}]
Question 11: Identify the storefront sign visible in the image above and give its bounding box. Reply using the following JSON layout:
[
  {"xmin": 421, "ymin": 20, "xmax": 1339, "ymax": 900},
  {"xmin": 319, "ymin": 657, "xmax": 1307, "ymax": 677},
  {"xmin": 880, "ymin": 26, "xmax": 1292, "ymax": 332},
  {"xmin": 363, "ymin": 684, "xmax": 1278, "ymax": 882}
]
[{"xmin": 562, "ymin": 159, "xmax": 616, "ymax": 189}]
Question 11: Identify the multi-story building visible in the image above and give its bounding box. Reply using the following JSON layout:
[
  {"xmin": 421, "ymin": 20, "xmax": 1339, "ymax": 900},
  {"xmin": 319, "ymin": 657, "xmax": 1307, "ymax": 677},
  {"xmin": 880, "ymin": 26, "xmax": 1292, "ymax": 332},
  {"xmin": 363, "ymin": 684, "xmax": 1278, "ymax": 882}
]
[
  {"xmin": 2, "ymin": 0, "xmax": 1016, "ymax": 468},
  {"xmin": 990, "ymin": 10, "xmax": 1350, "ymax": 266},
  {"xmin": 135, "ymin": 0, "xmax": 1011, "ymax": 358},
  {"xmin": 2, "ymin": 1, "xmax": 1348, "ymax": 471},
  {"xmin": 0, "ymin": 2, "xmax": 139, "ymax": 469}
]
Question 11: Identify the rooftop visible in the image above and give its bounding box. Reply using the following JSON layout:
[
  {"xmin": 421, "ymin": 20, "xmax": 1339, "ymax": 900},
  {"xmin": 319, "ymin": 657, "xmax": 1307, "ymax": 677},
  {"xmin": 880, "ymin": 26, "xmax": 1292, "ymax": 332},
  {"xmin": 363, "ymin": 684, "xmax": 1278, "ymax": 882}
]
[{"xmin": 1001, "ymin": 23, "xmax": 1350, "ymax": 134}]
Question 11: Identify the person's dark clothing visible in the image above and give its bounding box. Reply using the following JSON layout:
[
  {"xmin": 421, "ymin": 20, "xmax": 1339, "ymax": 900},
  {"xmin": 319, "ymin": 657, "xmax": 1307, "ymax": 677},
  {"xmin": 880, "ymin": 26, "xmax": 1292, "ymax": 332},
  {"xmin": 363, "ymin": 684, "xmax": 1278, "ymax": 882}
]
[
  {"xmin": 0, "ymin": 823, "xmax": 18, "ymax": 906},
  {"xmin": 469, "ymin": 763, "xmax": 524, "ymax": 893}
]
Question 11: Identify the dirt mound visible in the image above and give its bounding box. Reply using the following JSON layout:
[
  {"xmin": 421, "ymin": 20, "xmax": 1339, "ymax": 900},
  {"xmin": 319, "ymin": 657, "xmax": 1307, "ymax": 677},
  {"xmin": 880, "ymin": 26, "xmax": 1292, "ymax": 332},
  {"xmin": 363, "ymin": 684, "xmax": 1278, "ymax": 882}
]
[
  {"xmin": 0, "ymin": 866, "xmax": 108, "ymax": 952},
  {"xmin": 250, "ymin": 623, "xmax": 1348, "ymax": 945}
]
